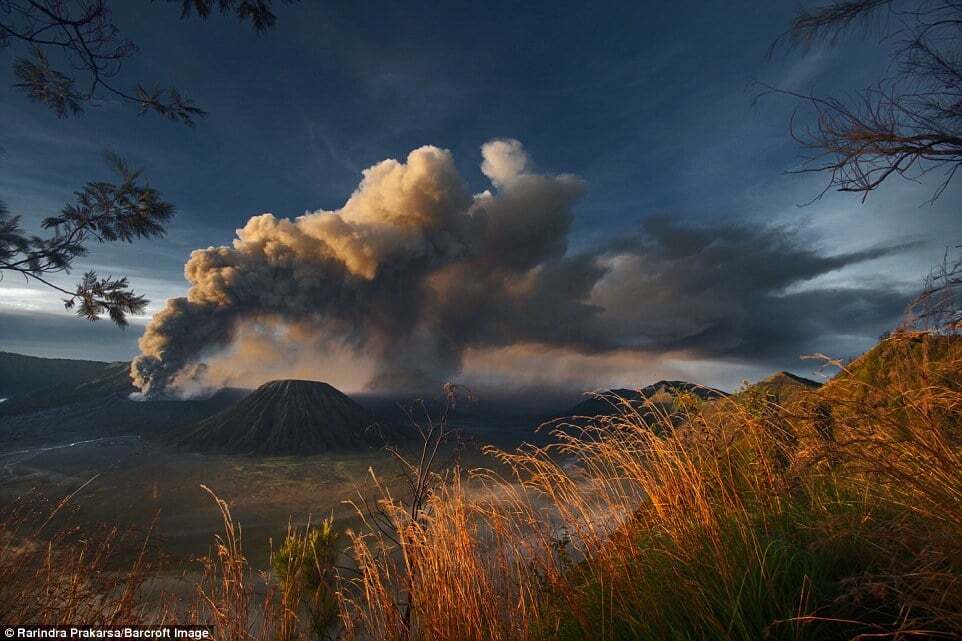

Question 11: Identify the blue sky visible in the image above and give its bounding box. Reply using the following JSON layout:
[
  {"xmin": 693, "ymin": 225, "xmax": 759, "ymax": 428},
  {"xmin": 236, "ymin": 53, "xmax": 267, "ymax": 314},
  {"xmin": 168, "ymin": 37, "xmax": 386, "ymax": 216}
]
[{"xmin": 1, "ymin": 1, "xmax": 959, "ymax": 392}]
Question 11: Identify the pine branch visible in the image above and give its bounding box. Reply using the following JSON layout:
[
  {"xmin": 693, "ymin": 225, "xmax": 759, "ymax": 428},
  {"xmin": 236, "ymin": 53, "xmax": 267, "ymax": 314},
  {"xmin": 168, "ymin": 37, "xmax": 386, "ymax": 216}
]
[{"xmin": 0, "ymin": 155, "xmax": 173, "ymax": 326}]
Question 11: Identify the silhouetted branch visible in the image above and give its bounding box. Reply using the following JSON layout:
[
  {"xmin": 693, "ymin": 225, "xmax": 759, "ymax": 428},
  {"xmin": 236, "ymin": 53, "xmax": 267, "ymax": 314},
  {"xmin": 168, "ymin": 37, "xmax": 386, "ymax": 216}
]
[
  {"xmin": 157, "ymin": 0, "xmax": 299, "ymax": 33},
  {"xmin": 2, "ymin": 0, "xmax": 298, "ymax": 123}
]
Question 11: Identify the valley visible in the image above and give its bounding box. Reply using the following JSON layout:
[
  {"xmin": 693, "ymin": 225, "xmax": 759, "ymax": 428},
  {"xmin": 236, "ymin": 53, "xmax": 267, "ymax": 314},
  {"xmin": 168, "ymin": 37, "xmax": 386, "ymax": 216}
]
[{"xmin": 0, "ymin": 352, "xmax": 545, "ymax": 566}]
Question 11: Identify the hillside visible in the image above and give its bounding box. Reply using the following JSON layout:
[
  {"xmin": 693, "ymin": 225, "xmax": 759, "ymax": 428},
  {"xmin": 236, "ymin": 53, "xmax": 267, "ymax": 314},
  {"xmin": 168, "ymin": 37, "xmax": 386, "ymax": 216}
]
[
  {"xmin": 0, "ymin": 351, "xmax": 113, "ymax": 399},
  {"xmin": 825, "ymin": 332, "xmax": 962, "ymax": 393},
  {"xmin": 0, "ymin": 361, "xmax": 136, "ymax": 416},
  {"xmin": 0, "ymin": 387, "xmax": 249, "ymax": 447},
  {"xmin": 327, "ymin": 332, "xmax": 962, "ymax": 640},
  {"xmin": 0, "ymin": 349, "xmax": 251, "ymax": 446},
  {"xmin": 739, "ymin": 371, "xmax": 821, "ymax": 404},
  {"xmin": 172, "ymin": 379, "xmax": 380, "ymax": 455},
  {"xmin": 566, "ymin": 380, "xmax": 727, "ymax": 418}
]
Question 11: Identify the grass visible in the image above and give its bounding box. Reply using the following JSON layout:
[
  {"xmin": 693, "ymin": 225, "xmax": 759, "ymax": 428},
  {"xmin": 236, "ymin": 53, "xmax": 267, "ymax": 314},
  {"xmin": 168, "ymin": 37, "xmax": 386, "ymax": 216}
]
[
  {"xmin": 1, "ymin": 331, "xmax": 961, "ymax": 640},
  {"xmin": 338, "ymin": 332, "xmax": 962, "ymax": 641}
]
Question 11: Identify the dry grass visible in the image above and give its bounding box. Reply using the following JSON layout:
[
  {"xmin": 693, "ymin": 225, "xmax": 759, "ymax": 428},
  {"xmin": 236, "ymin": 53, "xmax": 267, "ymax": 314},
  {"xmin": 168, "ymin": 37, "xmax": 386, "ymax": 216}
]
[
  {"xmin": 1, "ymin": 332, "xmax": 960, "ymax": 640},
  {"xmin": 0, "ymin": 488, "xmax": 173, "ymax": 625},
  {"xmin": 339, "ymin": 333, "xmax": 962, "ymax": 641}
]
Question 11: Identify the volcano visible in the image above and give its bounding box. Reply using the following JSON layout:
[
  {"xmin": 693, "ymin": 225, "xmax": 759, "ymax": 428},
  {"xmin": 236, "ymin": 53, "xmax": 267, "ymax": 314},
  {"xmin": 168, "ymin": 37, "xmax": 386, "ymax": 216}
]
[
  {"xmin": 566, "ymin": 380, "xmax": 727, "ymax": 418},
  {"xmin": 742, "ymin": 371, "xmax": 821, "ymax": 403},
  {"xmin": 172, "ymin": 379, "xmax": 380, "ymax": 455}
]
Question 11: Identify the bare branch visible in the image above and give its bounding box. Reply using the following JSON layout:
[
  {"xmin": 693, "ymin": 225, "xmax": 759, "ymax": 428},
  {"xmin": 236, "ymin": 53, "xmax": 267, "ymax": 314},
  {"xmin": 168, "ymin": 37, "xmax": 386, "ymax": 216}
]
[{"xmin": 770, "ymin": 0, "xmax": 962, "ymax": 202}]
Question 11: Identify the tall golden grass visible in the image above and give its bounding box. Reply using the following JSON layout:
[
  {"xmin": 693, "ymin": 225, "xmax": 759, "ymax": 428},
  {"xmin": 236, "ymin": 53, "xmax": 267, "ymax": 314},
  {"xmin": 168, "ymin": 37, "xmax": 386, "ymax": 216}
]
[
  {"xmin": 338, "ymin": 332, "xmax": 962, "ymax": 640},
  {"xmin": 1, "ymin": 331, "xmax": 960, "ymax": 640}
]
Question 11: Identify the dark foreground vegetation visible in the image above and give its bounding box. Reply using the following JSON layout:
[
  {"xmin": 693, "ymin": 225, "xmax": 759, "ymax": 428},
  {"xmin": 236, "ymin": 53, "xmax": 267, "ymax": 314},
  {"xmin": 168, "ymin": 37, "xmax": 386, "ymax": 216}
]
[{"xmin": 0, "ymin": 330, "xmax": 960, "ymax": 640}]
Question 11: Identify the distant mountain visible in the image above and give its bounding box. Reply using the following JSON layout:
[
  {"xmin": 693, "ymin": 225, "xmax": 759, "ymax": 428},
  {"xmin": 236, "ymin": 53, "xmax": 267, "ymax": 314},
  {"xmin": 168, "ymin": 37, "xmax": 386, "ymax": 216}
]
[
  {"xmin": 739, "ymin": 371, "xmax": 821, "ymax": 404},
  {"xmin": 0, "ymin": 351, "xmax": 114, "ymax": 400},
  {"xmin": 0, "ymin": 351, "xmax": 250, "ymax": 447},
  {"xmin": 0, "ymin": 386, "xmax": 249, "ymax": 447},
  {"xmin": 172, "ymin": 379, "xmax": 381, "ymax": 456},
  {"xmin": 0, "ymin": 360, "xmax": 135, "ymax": 416},
  {"xmin": 566, "ymin": 380, "xmax": 727, "ymax": 418}
]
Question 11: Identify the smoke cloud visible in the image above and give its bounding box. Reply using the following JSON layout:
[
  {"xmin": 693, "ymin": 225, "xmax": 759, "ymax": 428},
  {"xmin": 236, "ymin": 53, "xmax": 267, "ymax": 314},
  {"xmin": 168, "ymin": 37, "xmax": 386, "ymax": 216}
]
[
  {"xmin": 132, "ymin": 140, "xmax": 584, "ymax": 397},
  {"xmin": 132, "ymin": 139, "xmax": 909, "ymax": 399}
]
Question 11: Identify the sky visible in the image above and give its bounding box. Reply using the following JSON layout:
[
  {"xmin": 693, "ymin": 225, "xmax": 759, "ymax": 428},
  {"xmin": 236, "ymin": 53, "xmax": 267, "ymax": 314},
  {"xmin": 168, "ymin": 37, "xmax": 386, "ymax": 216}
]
[{"xmin": 1, "ymin": 1, "xmax": 959, "ymax": 398}]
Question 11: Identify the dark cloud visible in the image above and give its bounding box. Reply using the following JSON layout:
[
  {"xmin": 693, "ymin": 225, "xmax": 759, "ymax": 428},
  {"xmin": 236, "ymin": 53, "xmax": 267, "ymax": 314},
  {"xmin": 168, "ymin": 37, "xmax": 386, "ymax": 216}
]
[{"xmin": 588, "ymin": 217, "xmax": 913, "ymax": 362}]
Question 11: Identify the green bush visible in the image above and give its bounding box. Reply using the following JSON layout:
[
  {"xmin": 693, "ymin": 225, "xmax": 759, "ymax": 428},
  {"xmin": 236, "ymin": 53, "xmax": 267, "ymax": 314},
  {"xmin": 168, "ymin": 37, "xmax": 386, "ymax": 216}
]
[{"xmin": 272, "ymin": 517, "xmax": 340, "ymax": 640}]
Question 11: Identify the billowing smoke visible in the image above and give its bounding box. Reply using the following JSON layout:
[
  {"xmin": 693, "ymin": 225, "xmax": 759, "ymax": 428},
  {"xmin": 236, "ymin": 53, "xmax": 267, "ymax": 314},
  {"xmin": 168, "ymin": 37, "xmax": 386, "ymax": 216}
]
[
  {"xmin": 132, "ymin": 140, "xmax": 585, "ymax": 397},
  {"xmin": 132, "ymin": 139, "xmax": 910, "ymax": 399}
]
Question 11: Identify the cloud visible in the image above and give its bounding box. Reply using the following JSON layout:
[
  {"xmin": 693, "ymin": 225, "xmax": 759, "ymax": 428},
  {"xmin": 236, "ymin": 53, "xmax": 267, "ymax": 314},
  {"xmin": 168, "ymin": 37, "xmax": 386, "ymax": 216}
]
[{"xmin": 131, "ymin": 140, "xmax": 912, "ymax": 399}]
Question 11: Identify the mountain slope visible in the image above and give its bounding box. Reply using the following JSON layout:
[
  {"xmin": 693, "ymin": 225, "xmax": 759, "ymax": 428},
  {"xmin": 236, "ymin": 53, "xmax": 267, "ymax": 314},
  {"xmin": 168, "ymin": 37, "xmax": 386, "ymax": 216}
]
[
  {"xmin": 821, "ymin": 332, "xmax": 962, "ymax": 403},
  {"xmin": 0, "ymin": 387, "xmax": 249, "ymax": 447},
  {"xmin": 566, "ymin": 380, "xmax": 727, "ymax": 418},
  {"xmin": 740, "ymin": 371, "xmax": 821, "ymax": 404},
  {"xmin": 0, "ymin": 361, "xmax": 136, "ymax": 416},
  {"xmin": 0, "ymin": 351, "xmax": 113, "ymax": 399},
  {"xmin": 173, "ymin": 380, "xmax": 379, "ymax": 455}
]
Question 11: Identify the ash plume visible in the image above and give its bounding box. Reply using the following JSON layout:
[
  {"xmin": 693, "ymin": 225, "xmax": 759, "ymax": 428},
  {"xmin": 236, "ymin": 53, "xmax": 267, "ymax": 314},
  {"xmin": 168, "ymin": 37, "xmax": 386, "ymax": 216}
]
[
  {"xmin": 132, "ymin": 140, "xmax": 585, "ymax": 397},
  {"xmin": 132, "ymin": 139, "xmax": 909, "ymax": 399}
]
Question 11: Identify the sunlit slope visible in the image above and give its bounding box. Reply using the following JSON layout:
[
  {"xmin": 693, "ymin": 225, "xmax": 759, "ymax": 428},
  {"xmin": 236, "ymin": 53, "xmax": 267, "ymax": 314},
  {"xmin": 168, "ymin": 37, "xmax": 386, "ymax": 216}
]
[{"xmin": 566, "ymin": 380, "xmax": 727, "ymax": 418}]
